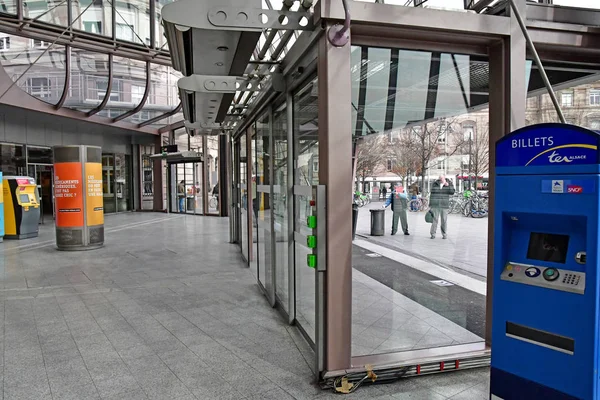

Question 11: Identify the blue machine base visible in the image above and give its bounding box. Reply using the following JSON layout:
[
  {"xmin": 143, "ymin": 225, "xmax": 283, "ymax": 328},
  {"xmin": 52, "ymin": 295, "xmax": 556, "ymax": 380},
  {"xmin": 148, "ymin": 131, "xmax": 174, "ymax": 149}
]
[{"xmin": 491, "ymin": 368, "xmax": 580, "ymax": 400}]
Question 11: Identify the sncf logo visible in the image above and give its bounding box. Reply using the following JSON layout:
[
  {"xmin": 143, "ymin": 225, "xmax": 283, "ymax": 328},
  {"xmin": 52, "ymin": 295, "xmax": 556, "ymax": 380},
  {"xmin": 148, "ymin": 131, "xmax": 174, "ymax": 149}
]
[{"xmin": 567, "ymin": 185, "xmax": 583, "ymax": 194}]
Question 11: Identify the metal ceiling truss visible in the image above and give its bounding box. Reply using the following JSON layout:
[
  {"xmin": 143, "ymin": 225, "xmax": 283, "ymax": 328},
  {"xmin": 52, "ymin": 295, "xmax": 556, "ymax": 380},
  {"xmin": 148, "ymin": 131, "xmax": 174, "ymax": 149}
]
[{"xmin": 162, "ymin": 0, "xmax": 314, "ymax": 136}]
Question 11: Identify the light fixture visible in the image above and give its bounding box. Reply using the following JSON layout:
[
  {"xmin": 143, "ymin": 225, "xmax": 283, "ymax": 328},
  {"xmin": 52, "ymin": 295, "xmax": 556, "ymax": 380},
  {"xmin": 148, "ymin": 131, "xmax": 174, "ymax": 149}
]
[
  {"xmin": 215, "ymin": 62, "xmax": 224, "ymax": 66},
  {"xmin": 217, "ymin": 46, "xmax": 228, "ymax": 52}
]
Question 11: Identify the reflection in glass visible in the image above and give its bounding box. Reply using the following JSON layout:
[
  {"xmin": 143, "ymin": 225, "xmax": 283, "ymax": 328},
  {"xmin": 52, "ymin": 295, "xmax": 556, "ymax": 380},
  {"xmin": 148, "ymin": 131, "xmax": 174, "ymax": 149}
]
[
  {"xmin": 25, "ymin": 0, "xmax": 69, "ymax": 26},
  {"xmin": 102, "ymin": 154, "xmax": 115, "ymax": 213},
  {"xmin": 273, "ymin": 105, "xmax": 289, "ymax": 310},
  {"xmin": 350, "ymin": 45, "xmax": 487, "ymax": 357},
  {"xmin": 0, "ymin": 144, "xmax": 26, "ymax": 175},
  {"xmin": 115, "ymin": 153, "xmax": 131, "ymax": 211},
  {"xmin": 27, "ymin": 145, "xmax": 53, "ymax": 164},
  {"xmin": 115, "ymin": 0, "xmax": 150, "ymax": 45},
  {"xmin": 65, "ymin": 50, "xmax": 109, "ymax": 111},
  {"xmin": 206, "ymin": 136, "xmax": 220, "ymax": 215},
  {"xmin": 256, "ymin": 113, "xmax": 271, "ymax": 291},
  {"xmin": 294, "ymin": 77, "xmax": 318, "ymax": 341},
  {"xmin": 155, "ymin": 0, "xmax": 176, "ymax": 49},
  {"xmin": 0, "ymin": 34, "xmax": 66, "ymax": 105},
  {"xmin": 110, "ymin": 56, "xmax": 146, "ymax": 118},
  {"xmin": 250, "ymin": 129, "xmax": 258, "ymax": 274},
  {"xmin": 240, "ymin": 132, "xmax": 249, "ymax": 262},
  {"xmin": 71, "ymin": 0, "xmax": 113, "ymax": 37}
]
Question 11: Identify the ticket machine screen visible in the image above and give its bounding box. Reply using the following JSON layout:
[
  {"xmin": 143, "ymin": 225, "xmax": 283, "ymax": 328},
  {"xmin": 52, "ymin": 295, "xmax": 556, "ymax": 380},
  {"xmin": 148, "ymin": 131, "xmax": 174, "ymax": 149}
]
[
  {"xmin": 527, "ymin": 232, "xmax": 570, "ymax": 264},
  {"xmin": 19, "ymin": 194, "xmax": 29, "ymax": 203}
]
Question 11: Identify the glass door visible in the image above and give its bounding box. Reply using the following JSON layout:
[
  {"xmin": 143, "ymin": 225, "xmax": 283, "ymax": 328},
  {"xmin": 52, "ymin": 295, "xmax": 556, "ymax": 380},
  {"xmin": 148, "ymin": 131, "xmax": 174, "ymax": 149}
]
[
  {"xmin": 293, "ymin": 77, "xmax": 319, "ymax": 344},
  {"xmin": 172, "ymin": 162, "xmax": 202, "ymax": 214},
  {"xmin": 102, "ymin": 154, "xmax": 116, "ymax": 213},
  {"xmin": 256, "ymin": 112, "xmax": 275, "ymax": 305},
  {"xmin": 240, "ymin": 133, "xmax": 249, "ymax": 262},
  {"xmin": 27, "ymin": 164, "xmax": 54, "ymax": 223}
]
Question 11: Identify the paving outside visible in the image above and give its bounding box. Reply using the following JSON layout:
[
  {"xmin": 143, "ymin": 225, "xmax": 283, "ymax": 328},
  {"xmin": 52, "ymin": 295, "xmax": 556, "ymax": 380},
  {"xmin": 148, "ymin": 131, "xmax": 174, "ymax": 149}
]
[
  {"xmin": 356, "ymin": 202, "xmax": 488, "ymax": 279},
  {"xmin": 0, "ymin": 213, "xmax": 489, "ymax": 399}
]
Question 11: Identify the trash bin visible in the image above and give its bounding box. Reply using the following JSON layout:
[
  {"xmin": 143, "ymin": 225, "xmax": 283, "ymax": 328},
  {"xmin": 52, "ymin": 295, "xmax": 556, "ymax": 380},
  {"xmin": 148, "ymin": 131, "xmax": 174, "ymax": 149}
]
[
  {"xmin": 352, "ymin": 204, "xmax": 359, "ymax": 240},
  {"xmin": 370, "ymin": 209, "xmax": 385, "ymax": 236},
  {"xmin": 186, "ymin": 196, "xmax": 195, "ymax": 211}
]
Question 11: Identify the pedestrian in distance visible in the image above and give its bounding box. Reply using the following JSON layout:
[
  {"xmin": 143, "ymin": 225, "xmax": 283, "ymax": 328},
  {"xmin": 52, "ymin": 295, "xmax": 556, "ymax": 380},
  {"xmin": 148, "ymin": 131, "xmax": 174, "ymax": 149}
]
[
  {"xmin": 429, "ymin": 175, "xmax": 455, "ymax": 239},
  {"xmin": 382, "ymin": 183, "xmax": 409, "ymax": 236},
  {"xmin": 381, "ymin": 185, "xmax": 387, "ymax": 201}
]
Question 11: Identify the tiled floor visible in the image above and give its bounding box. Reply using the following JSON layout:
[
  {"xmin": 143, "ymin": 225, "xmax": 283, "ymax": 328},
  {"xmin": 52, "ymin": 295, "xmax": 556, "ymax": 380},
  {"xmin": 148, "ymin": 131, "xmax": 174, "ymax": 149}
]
[{"xmin": 0, "ymin": 213, "xmax": 489, "ymax": 399}]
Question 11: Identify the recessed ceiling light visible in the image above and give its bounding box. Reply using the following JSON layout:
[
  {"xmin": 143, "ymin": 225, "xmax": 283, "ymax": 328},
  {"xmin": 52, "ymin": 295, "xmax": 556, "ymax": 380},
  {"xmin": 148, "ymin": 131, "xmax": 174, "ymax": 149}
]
[
  {"xmin": 215, "ymin": 62, "xmax": 224, "ymax": 66},
  {"xmin": 217, "ymin": 46, "xmax": 228, "ymax": 51}
]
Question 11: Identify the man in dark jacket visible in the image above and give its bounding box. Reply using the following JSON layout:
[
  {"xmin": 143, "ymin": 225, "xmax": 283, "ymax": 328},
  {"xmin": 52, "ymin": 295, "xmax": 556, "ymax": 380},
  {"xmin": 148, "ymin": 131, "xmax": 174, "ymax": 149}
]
[{"xmin": 429, "ymin": 175, "xmax": 455, "ymax": 239}]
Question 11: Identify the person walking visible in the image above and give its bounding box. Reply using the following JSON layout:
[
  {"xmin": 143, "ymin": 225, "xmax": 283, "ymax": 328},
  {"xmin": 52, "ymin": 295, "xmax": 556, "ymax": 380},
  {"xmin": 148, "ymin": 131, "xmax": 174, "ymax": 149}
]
[
  {"xmin": 177, "ymin": 180, "xmax": 186, "ymax": 212},
  {"xmin": 383, "ymin": 183, "xmax": 409, "ymax": 236},
  {"xmin": 429, "ymin": 175, "xmax": 455, "ymax": 239},
  {"xmin": 381, "ymin": 185, "xmax": 387, "ymax": 201}
]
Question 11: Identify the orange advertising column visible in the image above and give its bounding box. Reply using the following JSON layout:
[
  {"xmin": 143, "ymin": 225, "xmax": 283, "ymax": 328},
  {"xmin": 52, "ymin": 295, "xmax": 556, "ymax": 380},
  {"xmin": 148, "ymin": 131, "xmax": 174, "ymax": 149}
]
[{"xmin": 53, "ymin": 145, "xmax": 104, "ymax": 250}]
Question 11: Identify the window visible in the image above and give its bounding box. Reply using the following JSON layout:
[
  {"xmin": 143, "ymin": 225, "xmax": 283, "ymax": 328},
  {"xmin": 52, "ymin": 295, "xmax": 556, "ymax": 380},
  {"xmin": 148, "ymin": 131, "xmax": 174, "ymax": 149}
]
[
  {"xmin": 437, "ymin": 159, "xmax": 446, "ymax": 170},
  {"xmin": 83, "ymin": 21, "xmax": 102, "ymax": 34},
  {"xmin": 26, "ymin": 77, "xmax": 51, "ymax": 98},
  {"xmin": 437, "ymin": 123, "xmax": 448, "ymax": 143},
  {"xmin": 463, "ymin": 124, "xmax": 474, "ymax": 141},
  {"xmin": 590, "ymin": 90, "xmax": 600, "ymax": 106},
  {"xmin": 131, "ymin": 85, "xmax": 144, "ymax": 104},
  {"xmin": 96, "ymin": 79, "xmax": 119, "ymax": 101},
  {"xmin": 561, "ymin": 92, "xmax": 573, "ymax": 107},
  {"xmin": 116, "ymin": 23, "xmax": 134, "ymax": 42},
  {"xmin": 386, "ymin": 158, "xmax": 396, "ymax": 171},
  {"xmin": 0, "ymin": 36, "xmax": 10, "ymax": 50},
  {"xmin": 590, "ymin": 119, "xmax": 600, "ymax": 130},
  {"xmin": 388, "ymin": 131, "xmax": 395, "ymax": 144},
  {"xmin": 32, "ymin": 39, "xmax": 50, "ymax": 48}
]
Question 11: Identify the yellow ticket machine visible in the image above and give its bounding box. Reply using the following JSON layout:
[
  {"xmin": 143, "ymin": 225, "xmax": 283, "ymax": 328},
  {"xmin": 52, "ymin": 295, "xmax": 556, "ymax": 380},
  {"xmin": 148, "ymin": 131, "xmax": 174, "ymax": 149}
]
[{"xmin": 3, "ymin": 176, "xmax": 40, "ymax": 239}]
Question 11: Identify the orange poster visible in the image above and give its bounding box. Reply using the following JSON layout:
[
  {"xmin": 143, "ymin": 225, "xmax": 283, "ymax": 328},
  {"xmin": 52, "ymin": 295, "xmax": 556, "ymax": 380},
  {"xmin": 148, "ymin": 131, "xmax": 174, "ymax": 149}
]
[
  {"xmin": 54, "ymin": 162, "xmax": 84, "ymax": 228},
  {"xmin": 85, "ymin": 162, "xmax": 104, "ymax": 226}
]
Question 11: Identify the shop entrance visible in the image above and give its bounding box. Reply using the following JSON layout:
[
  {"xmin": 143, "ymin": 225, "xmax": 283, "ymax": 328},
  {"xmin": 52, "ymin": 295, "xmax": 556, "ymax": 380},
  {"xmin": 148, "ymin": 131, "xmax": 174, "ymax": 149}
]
[
  {"xmin": 167, "ymin": 161, "xmax": 203, "ymax": 214},
  {"xmin": 27, "ymin": 164, "xmax": 54, "ymax": 222}
]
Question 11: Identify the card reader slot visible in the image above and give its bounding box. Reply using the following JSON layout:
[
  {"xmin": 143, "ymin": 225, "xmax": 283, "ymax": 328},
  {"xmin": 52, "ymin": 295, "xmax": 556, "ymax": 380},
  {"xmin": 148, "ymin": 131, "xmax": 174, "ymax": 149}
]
[{"xmin": 506, "ymin": 322, "xmax": 574, "ymax": 355}]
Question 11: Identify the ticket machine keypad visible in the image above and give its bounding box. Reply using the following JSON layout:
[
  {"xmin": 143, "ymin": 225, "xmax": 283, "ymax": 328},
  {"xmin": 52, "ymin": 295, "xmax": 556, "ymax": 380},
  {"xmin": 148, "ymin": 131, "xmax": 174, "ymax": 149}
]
[{"xmin": 501, "ymin": 262, "xmax": 585, "ymax": 294}]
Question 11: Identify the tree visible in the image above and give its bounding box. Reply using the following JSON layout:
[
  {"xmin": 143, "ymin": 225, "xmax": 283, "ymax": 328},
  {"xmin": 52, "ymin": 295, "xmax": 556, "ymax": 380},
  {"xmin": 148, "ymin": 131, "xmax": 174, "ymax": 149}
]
[
  {"xmin": 389, "ymin": 130, "xmax": 419, "ymax": 187},
  {"xmin": 464, "ymin": 127, "xmax": 489, "ymax": 190},
  {"xmin": 402, "ymin": 118, "xmax": 466, "ymax": 192},
  {"xmin": 354, "ymin": 134, "xmax": 387, "ymax": 192}
]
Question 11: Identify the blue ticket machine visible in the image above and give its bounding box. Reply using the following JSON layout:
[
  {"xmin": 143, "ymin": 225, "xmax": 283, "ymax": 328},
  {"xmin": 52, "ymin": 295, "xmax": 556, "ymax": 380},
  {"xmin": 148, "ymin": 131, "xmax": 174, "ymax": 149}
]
[{"xmin": 491, "ymin": 123, "xmax": 600, "ymax": 400}]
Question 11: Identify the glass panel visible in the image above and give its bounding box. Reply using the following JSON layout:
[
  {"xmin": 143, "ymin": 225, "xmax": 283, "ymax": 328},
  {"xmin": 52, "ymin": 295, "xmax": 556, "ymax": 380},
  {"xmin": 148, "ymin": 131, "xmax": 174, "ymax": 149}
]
[
  {"xmin": 71, "ymin": 0, "xmax": 113, "ymax": 38},
  {"xmin": 115, "ymin": 154, "xmax": 131, "ymax": 211},
  {"xmin": 155, "ymin": 0, "xmax": 175, "ymax": 49},
  {"xmin": 0, "ymin": 143, "xmax": 26, "ymax": 175},
  {"xmin": 141, "ymin": 145, "xmax": 154, "ymax": 210},
  {"xmin": 25, "ymin": 0, "xmax": 69, "ymax": 25},
  {"xmin": 102, "ymin": 154, "xmax": 115, "ymax": 213},
  {"xmin": 0, "ymin": 0, "xmax": 17, "ymax": 14},
  {"xmin": 188, "ymin": 135, "xmax": 203, "ymax": 214},
  {"xmin": 240, "ymin": 132, "xmax": 249, "ymax": 262},
  {"xmin": 250, "ymin": 129, "xmax": 258, "ymax": 274},
  {"xmin": 352, "ymin": 0, "xmax": 476, "ymax": 11},
  {"xmin": 0, "ymin": 35, "xmax": 66, "ymax": 105},
  {"xmin": 294, "ymin": 77, "xmax": 318, "ymax": 342},
  {"xmin": 110, "ymin": 56, "xmax": 146, "ymax": 120},
  {"xmin": 256, "ymin": 113, "xmax": 271, "ymax": 292},
  {"xmin": 115, "ymin": 0, "xmax": 150, "ymax": 45},
  {"xmin": 27, "ymin": 145, "xmax": 52, "ymax": 164},
  {"xmin": 273, "ymin": 106, "xmax": 288, "ymax": 310},
  {"xmin": 66, "ymin": 50, "xmax": 109, "ymax": 111},
  {"xmin": 350, "ymin": 45, "xmax": 488, "ymax": 357},
  {"xmin": 128, "ymin": 65, "xmax": 182, "ymax": 124},
  {"xmin": 552, "ymin": 0, "xmax": 600, "ymax": 9},
  {"xmin": 206, "ymin": 136, "xmax": 219, "ymax": 215}
]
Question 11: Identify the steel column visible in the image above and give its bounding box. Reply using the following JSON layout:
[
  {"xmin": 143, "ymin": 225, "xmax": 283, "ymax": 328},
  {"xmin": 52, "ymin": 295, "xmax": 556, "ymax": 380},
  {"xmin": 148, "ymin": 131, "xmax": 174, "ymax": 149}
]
[
  {"xmin": 318, "ymin": 22, "xmax": 353, "ymax": 373},
  {"xmin": 286, "ymin": 91, "xmax": 295, "ymax": 324}
]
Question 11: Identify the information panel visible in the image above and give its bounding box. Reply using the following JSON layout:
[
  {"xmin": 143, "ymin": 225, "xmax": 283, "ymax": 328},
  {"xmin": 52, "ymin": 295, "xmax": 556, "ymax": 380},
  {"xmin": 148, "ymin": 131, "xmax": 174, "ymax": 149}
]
[
  {"xmin": 85, "ymin": 162, "xmax": 104, "ymax": 227},
  {"xmin": 54, "ymin": 162, "xmax": 84, "ymax": 228}
]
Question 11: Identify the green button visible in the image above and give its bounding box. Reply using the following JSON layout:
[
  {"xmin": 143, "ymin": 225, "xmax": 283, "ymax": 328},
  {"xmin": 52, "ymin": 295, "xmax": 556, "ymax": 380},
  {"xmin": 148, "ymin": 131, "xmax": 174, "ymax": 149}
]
[
  {"xmin": 307, "ymin": 235, "xmax": 317, "ymax": 248},
  {"xmin": 307, "ymin": 254, "xmax": 316, "ymax": 268},
  {"xmin": 307, "ymin": 216, "xmax": 317, "ymax": 229},
  {"xmin": 545, "ymin": 269, "xmax": 554, "ymax": 276}
]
